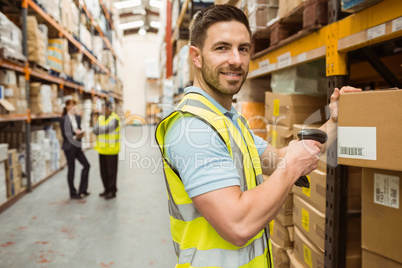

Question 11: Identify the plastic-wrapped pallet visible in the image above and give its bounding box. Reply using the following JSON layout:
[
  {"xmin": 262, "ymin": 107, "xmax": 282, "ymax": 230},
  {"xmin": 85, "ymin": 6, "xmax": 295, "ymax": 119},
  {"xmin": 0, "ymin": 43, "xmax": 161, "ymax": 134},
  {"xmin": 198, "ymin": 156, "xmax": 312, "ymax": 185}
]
[
  {"xmin": 248, "ymin": 0, "xmax": 279, "ymax": 33},
  {"xmin": 47, "ymin": 39, "xmax": 64, "ymax": 73},
  {"xmin": 61, "ymin": 0, "xmax": 79, "ymax": 37},
  {"xmin": 0, "ymin": 12, "xmax": 26, "ymax": 62},
  {"xmin": 270, "ymin": 59, "xmax": 327, "ymax": 96},
  {"xmin": 41, "ymin": 0, "xmax": 61, "ymax": 22}
]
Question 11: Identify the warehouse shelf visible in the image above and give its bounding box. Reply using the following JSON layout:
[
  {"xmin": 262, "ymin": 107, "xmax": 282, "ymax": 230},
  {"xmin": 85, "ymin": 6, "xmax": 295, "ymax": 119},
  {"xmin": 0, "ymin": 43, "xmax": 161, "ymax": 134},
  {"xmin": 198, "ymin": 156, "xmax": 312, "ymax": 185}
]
[
  {"xmin": 80, "ymin": 0, "xmax": 123, "ymax": 65},
  {"xmin": 26, "ymin": 0, "xmax": 122, "ymax": 84},
  {"xmin": 0, "ymin": 59, "xmax": 26, "ymax": 74},
  {"xmin": 30, "ymin": 113, "xmax": 61, "ymax": 120},
  {"xmin": 248, "ymin": 0, "xmax": 402, "ymax": 78},
  {"xmin": 0, "ymin": 114, "xmax": 28, "ymax": 122},
  {"xmin": 170, "ymin": 0, "xmax": 191, "ymax": 45}
]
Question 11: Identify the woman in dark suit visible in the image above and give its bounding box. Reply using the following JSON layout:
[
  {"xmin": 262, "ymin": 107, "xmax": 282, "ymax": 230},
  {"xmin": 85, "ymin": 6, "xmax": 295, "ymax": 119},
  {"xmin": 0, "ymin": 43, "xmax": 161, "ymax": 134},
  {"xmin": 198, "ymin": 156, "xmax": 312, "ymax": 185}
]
[{"xmin": 60, "ymin": 99, "xmax": 90, "ymax": 199}]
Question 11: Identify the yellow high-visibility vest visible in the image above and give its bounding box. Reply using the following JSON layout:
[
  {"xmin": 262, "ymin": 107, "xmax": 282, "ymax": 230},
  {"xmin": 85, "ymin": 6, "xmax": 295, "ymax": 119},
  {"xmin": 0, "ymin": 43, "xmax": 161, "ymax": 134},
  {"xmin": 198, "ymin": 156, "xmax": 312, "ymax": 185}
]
[
  {"xmin": 155, "ymin": 92, "xmax": 273, "ymax": 268},
  {"xmin": 95, "ymin": 112, "xmax": 121, "ymax": 155}
]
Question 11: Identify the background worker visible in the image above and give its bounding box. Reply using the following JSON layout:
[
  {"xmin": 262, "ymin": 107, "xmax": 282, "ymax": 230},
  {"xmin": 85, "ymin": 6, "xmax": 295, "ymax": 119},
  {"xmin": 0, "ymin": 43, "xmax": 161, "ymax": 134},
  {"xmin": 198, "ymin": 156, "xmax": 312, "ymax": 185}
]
[
  {"xmin": 94, "ymin": 100, "xmax": 121, "ymax": 200},
  {"xmin": 60, "ymin": 99, "xmax": 90, "ymax": 200},
  {"xmin": 155, "ymin": 4, "xmax": 361, "ymax": 267}
]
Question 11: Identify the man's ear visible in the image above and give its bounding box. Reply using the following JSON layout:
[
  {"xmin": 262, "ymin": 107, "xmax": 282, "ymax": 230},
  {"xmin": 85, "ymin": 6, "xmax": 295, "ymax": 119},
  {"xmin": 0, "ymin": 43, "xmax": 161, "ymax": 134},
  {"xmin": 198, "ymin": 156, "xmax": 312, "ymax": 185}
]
[{"xmin": 189, "ymin": 46, "xmax": 202, "ymax": 68}]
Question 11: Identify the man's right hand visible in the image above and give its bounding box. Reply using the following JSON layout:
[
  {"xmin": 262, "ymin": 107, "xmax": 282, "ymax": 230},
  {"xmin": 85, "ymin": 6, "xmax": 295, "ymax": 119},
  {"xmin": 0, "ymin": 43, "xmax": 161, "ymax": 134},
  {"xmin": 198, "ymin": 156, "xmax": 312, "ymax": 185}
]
[{"xmin": 283, "ymin": 140, "xmax": 322, "ymax": 181}]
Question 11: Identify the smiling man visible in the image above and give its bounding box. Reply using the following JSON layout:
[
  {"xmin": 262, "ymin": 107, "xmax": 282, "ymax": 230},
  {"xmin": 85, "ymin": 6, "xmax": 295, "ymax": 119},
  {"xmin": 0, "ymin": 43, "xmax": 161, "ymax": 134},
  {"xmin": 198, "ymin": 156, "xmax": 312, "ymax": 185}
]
[{"xmin": 155, "ymin": 4, "xmax": 358, "ymax": 268}]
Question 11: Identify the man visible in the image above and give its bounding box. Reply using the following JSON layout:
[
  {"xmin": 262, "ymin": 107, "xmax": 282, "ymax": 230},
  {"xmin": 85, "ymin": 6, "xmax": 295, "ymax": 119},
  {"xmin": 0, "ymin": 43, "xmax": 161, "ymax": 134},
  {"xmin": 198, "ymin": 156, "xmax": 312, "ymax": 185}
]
[
  {"xmin": 94, "ymin": 100, "xmax": 121, "ymax": 200},
  {"xmin": 156, "ymin": 5, "xmax": 360, "ymax": 267}
]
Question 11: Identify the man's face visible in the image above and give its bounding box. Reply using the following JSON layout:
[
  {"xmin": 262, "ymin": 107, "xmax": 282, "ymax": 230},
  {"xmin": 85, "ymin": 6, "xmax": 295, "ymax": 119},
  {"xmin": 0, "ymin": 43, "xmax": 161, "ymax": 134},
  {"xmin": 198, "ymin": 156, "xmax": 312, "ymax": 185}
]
[{"xmin": 199, "ymin": 21, "xmax": 251, "ymax": 97}]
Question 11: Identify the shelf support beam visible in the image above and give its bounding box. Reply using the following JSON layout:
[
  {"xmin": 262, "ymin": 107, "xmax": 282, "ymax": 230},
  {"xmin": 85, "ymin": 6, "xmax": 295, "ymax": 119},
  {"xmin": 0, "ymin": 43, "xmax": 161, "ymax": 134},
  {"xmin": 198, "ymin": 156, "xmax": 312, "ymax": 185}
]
[{"xmin": 359, "ymin": 47, "xmax": 402, "ymax": 88}]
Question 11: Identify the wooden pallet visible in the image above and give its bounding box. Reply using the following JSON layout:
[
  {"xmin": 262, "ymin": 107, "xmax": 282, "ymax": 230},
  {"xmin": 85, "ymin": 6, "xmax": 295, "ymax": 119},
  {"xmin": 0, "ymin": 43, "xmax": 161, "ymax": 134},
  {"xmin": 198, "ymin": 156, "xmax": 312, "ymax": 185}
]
[
  {"xmin": 251, "ymin": 0, "xmax": 328, "ymax": 59},
  {"xmin": 0, "ymin": 47, "xmax": 27, "ymax": 66}
]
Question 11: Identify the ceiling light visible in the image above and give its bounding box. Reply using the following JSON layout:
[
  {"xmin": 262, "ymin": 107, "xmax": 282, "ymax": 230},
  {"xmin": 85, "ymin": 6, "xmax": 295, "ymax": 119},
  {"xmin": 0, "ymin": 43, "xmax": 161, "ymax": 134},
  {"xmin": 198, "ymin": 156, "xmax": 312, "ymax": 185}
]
[
  {"xmin": 138, "ymin": 28, "xmax": 147, "ymax": 36},
  {"xmin": 149, "ymin": 0, "xmax": 162, "ymax": 8},
  {"xmin": 114, "ymin": 0, "xmax": 142, "ymax": 9},
  {"xmin": 150, "ymin": 21, "xmax": 160, "ymax": 28},
  {"xmin": 118, "ymin": 20, "xmax": 144, "ymax": 30}
]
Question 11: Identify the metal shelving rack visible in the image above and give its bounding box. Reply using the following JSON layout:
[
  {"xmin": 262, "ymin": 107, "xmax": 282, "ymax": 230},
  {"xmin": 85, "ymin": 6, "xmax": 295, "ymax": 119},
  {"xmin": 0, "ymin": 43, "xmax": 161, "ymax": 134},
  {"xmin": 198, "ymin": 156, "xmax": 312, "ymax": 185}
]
[
  {"xmin": 248, "ymin": 0, "xmax": 402, "ymax": 267},
  {"xmin": 0, "ymin": 0, "xmax": 124, "ymax": 211}
]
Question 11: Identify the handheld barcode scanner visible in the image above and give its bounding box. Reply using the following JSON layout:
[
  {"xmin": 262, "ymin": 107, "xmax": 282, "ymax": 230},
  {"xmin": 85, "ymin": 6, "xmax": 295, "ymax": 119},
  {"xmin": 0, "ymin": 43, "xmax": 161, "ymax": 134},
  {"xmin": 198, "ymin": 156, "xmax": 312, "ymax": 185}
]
[{"xmin": 294, "ymin": 129, "xmax": 328, "ymax": 188}]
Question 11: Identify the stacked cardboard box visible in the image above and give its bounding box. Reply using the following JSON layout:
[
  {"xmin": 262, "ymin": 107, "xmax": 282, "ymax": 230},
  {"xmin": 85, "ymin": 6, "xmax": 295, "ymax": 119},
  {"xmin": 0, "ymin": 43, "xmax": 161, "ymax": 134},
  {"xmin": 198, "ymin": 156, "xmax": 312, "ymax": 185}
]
[
  {"xmin": 30, "ymin": 83, "xmax": 53, "ymax": 114},
  {"xmin": 0, "ymin": 144, "xmax": 8, "ymax": 204},
  {"xmin": 27, "ymin": 16, "xmax": 47, "ymax": 66},
  {"xmin": 1, "ymin": 70, "xmax": 27, "ymax": 114},
  {"xmin": 61, "ymin": 0, "xmax": 79, "ymax": 37},
  {"xmin": 248, "ymin": 0, "xmax": 279, "ymax": 33},
  {"xmin": 289, "ymin": 123, "xmax": 362, "ymax": 267},
  {"xmin": 278, "ymin": 0, "xmax": 305, "ymax": 19},
  {"xmin": 337, "ymin": 89, "xmax": 402, "ymax": 267},
  {"xmin": 5, "ymin": 149, "xmax": 23, "ymax": 198},
  {"xmin": 265, "ymin": 91, "xmax": 326, "ymax": 149}
]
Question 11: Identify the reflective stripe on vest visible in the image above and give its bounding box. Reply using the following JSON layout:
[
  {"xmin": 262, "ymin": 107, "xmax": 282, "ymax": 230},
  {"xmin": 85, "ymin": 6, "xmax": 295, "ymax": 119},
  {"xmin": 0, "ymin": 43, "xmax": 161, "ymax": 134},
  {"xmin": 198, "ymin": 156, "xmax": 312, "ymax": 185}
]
[
  {"xmin": 155, "ymin": 92, "xmax": 273, "ymax": 268},
  {"xmin": 95, "ymin": 112, "xmax": 121, "ymax": 155}
]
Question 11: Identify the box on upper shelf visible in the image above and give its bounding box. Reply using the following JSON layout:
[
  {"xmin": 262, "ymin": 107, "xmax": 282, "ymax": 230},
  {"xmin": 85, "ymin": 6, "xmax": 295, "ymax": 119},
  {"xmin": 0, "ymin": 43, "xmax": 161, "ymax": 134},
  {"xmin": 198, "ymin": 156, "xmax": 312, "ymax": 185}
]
[{"xmin": 338, "ymin": 89, "xmax": 402, "ymax": 172}]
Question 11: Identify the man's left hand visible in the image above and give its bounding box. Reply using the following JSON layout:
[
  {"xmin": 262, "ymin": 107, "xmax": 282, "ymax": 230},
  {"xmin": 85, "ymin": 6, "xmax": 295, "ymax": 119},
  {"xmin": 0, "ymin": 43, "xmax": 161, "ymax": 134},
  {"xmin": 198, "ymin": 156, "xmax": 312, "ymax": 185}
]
[{"xmin": 329, "ymin": 86, "xmax": 362, "ymax": 123}]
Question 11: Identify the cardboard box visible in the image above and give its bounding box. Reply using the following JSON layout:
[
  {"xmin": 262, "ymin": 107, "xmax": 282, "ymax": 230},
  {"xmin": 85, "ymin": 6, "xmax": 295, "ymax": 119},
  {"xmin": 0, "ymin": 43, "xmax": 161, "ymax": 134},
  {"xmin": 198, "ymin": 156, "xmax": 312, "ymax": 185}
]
[
  {"xmin": 276, "ymin": 193, "xmax": 294, "ymax": 226},
  {"xmin": 293, "ymin": 226, "xmax": 324, "ymax": 268},
  {"xmin": 240, "ymin": 102, "xmax": 266, "ymax": 129},
  {"xmin": 7, "ymin": 149, "xmax": 18, "ymax": 168},
  {"xmin": 6, "ymin": 178, "xmax": 21, "ymax": 198},
  {"xmin": 292, "ymin": 169, "xmax": 327, "ymax": 213},
  {"xmin": 292, "ymin": 167, "xmax": 362, "ymax": 213},
  {"xmin": 293, "ymin": 194, "xmax": 325, "ymax": 251},
  {"xmin": 270, "ymin": 218, "xmax": 293, "ymax": 249},
  {"xmin": 362, "ymin": 168, "xmax": 402, "ymax": 264},
  {"xmin": 6, "ymin": 164, "xmax": 22, "ymax": 182},
  {"xmin": 338, "ymin": 89, "xmax": 402, "ymax": 172},
  {"xmin": 271, "ymin": 239, "xmax": 291, "ymax": 268},
  {"xmin": 268, "ymin": 124, "xmax": 293, "ymax": 148},
  {"xmin": 265, "ymin": 92, "xmax": 326, "ymax": 129},
  {"xmin": 363, "ymin": 250, "xmax": 402, "ymax": 268}
]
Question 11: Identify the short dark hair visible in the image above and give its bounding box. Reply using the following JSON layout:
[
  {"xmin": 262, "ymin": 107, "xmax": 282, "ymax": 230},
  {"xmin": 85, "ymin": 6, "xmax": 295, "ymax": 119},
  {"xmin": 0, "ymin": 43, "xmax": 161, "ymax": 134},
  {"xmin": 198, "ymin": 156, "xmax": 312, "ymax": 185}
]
[{"xmin": 190, "ymin": 4, "xmax": 251, "ymax": 50}]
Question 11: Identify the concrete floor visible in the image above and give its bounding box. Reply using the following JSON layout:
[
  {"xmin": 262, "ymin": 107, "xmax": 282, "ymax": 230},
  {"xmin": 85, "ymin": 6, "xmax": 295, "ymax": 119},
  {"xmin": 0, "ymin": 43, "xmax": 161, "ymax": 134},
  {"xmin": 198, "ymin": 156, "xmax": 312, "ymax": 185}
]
[{"xmin": 0, "ymin": 126, "xmax": 177, "ymax": 268}]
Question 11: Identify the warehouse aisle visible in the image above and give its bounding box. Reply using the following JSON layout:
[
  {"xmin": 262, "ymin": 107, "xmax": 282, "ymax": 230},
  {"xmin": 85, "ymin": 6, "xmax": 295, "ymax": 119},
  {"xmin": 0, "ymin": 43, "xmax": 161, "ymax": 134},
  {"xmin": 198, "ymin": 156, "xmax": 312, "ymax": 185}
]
[{"xmin": 0, "ymin": 126, "xmax": 177, "ymax": 268}]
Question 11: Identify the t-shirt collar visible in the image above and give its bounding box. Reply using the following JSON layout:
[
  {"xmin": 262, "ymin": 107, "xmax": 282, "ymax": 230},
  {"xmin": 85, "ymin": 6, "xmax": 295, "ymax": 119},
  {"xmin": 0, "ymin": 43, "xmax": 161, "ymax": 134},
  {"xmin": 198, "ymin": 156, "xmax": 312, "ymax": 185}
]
[{"xmin": 184, "ymin": 86, "xmax": 238, "ymax": 117}]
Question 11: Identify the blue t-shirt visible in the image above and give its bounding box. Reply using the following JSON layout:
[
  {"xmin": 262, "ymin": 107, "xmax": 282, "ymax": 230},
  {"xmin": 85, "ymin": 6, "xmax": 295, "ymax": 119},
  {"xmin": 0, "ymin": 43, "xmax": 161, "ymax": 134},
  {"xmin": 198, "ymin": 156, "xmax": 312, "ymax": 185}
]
[{"xmin": 165, "ymin": 87, "xmax": 268, "ymax": 198}]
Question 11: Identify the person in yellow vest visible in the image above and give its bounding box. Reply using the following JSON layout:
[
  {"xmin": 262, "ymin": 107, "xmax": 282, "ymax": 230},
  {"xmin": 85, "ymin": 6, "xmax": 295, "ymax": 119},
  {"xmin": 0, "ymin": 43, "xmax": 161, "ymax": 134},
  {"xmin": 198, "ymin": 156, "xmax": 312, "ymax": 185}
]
[
  {"xmin": 94, "ymin": 100, "xmax": 121, "ymax": 200},
  {"xmin": 156, "ymin": 5, "xmax": 360, "ymax": 268}
]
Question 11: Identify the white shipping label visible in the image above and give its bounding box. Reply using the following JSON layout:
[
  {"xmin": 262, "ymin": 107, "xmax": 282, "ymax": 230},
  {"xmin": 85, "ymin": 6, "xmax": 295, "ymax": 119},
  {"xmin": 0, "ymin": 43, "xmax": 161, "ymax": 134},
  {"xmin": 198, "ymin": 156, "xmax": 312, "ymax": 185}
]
[
  {"xmin": 338, "ymin": 127, "xmax": 376, "ymax": 160},
  {"xmin": 367, "ymin": 24, "xmax": 386, "ymax": 40},
  {"xmin": 392, "ymin": 17, "xmax": 402, "ymax": 32},
  {"xmin": 374, "ymin": 173, "xmax": 399, "ymax": 209},
  {"xmin": 277, "ymin": 52, "xmax": 291, "ymax": 69}
]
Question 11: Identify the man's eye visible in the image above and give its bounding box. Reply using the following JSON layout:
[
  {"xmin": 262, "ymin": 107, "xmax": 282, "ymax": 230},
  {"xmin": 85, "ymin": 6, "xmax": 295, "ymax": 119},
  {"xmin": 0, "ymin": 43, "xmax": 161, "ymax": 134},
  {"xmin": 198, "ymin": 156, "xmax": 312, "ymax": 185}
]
[
  {"xmin": 240, "ymin": 47, "xmax": 250, "ymax": 53},
  {"xmin": 216, "ymin": 46, "xmax": 228, "ymax": 51}
]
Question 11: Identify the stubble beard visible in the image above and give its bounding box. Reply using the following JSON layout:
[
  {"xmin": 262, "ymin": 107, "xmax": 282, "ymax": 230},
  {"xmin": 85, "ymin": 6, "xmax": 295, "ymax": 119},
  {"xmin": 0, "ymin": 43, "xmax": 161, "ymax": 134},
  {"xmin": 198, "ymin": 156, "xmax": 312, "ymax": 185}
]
[{"xmin": 201, "ymin": 57, "xmax": 247, "ymax": 98}]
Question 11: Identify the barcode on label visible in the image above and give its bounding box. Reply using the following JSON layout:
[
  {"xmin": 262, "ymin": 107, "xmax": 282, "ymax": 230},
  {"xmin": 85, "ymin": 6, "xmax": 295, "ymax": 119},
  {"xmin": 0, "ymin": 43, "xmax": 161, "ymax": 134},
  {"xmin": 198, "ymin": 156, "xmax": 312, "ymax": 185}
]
[
  {"xmin": 339, "ymin": 147, "xmax": 363, "ymax": 156},
  {"xmin": 376, "ymin": 188, "xmax": 384, "ymax": 203}
]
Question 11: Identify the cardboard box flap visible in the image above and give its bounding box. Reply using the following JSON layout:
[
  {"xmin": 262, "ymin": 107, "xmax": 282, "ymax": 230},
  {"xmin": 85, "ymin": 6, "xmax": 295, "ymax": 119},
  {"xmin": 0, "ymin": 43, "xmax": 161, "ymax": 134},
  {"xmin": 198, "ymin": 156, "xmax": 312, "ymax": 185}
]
[{"xmin": 0, "ymin": 99, "xmax": 16, "ymax": 111}]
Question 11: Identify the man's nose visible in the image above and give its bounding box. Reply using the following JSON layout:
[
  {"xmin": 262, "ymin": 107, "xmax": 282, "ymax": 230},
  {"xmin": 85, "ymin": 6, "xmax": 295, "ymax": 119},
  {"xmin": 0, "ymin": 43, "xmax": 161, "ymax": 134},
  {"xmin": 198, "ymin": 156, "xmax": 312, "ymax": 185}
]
[{"xmin": 227, "ymin": 49, "xmax": 242, "ymax": 66}]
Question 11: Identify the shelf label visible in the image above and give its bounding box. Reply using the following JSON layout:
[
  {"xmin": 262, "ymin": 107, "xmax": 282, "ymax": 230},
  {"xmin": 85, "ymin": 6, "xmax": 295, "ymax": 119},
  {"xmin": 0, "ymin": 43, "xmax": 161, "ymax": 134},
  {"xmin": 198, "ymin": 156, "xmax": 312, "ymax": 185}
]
[
  {"xmin": 367, "ymin": 24, "xmax": 386, "ymax": 40},
  {"xmin": 338, "ymin": 127, "xmax": 376, "ymax": 160},
  {"xmin": 374, "ymin": 173, "xmax": 399, "ymax": 209},
  {"xmin": 303, "ymin": 244, "xmax": 313, "ymax": 268},
  {"xmin": 297, "ymin": 53, "xmax": 307, "ymax": 63},
  {"xmin": 277, "ymin": 52, "xmax": 291, "ymax": 69},
  {"xmin": 269, "ymin": 220, "xmax": 274, "ymax": 236},
  {"xmin": 271, "ymin": 130, "xmax": 277, "ymax": 148},
  {"xmin": 302, "ymin": 208, "xmax": 309, "ymax": 232},
  {"xmin": 302, "ymin": 175, "xmax": 311, "ymax": 197},
  {"xmin": 392, "ymin": 17, "xmax": 402, "ymax": 32}
]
